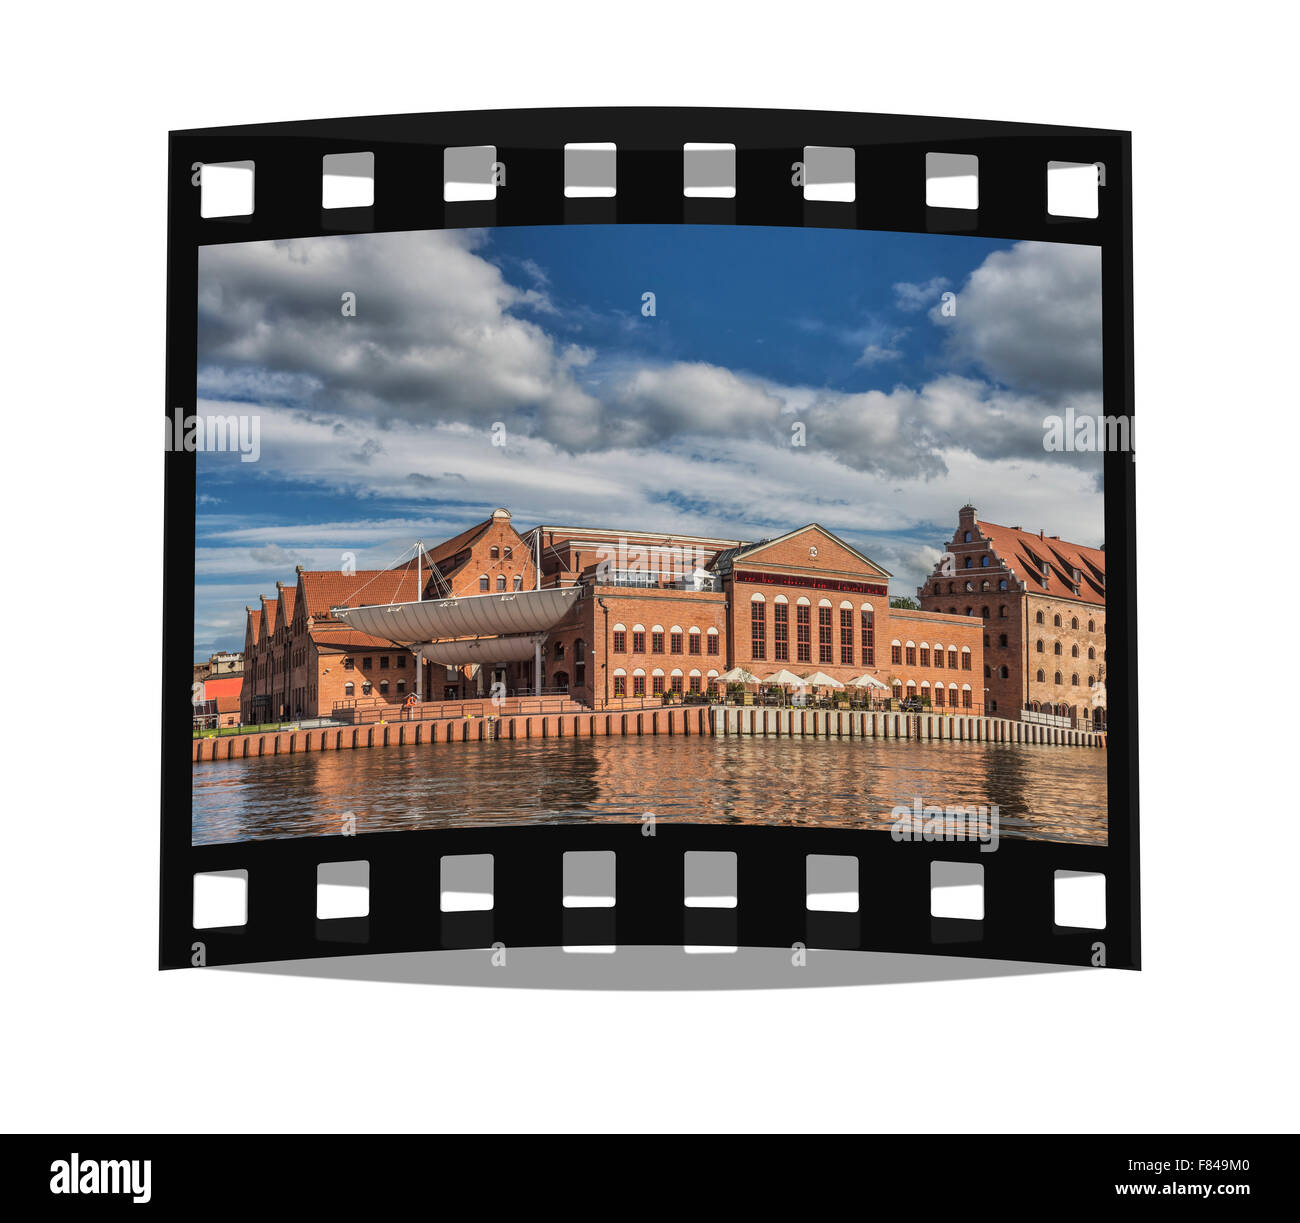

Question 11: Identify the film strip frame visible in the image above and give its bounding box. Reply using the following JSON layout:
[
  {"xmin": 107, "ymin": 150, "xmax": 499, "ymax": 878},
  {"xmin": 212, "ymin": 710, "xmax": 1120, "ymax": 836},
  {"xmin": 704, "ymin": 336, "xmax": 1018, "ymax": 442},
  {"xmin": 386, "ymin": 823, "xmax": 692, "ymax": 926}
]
[{"xmin": 162, "ymin": 107, "xmax": 1137, "ymax": 972}]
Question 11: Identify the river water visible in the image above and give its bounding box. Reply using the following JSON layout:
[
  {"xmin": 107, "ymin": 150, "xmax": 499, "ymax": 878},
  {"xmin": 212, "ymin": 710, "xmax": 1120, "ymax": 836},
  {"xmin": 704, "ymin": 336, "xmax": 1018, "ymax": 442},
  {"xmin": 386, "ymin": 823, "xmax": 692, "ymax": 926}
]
[{"xmin": 191, "ymin": 736, "xmax": 1107, "ymax": 847}]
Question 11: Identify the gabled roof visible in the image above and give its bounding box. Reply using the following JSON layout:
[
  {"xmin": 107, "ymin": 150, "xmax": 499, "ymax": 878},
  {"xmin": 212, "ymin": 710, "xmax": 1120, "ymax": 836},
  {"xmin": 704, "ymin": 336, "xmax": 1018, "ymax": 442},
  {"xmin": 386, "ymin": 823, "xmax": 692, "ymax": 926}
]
[
  {"xmin": 299, "ymin": 567, "xmax": 424, "ymax": 622},
  {"xmin": 977, "ymin": 520, "xmax": 1105, "ymax": 606},
  {"xmin": 259, "ymin": 596, "xmax": 277, "ymax": 640},
  {"xmin": 711, "ymin": 523, "xmax": 892, "ymax": 578},
  {"xmin": 244, "ymin": 607, "xmax": 261, "ymax": 647},
  {"xmin": 275, "ymin": 585, "xmax": 297, "ymax": 632},
  {"xmin": 426, "ymin": 518, "xmax": 494, "ymax": 575}
]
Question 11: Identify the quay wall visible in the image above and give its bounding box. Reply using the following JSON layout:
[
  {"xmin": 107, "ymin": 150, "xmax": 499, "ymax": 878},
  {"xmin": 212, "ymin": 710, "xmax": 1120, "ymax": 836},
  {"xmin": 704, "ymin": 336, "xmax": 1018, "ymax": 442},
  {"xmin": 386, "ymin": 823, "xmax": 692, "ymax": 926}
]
[{"xmin": 192, "ymin": 707, "xmax": 1106, "ymax": 762}]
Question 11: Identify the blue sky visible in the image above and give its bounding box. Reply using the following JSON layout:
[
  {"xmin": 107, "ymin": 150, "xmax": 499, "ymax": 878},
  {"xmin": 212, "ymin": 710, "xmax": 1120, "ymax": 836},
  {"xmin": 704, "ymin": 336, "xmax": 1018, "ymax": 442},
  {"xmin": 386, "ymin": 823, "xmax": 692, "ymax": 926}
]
[{"xmin": 194, "ymin": 225, "xmax": 1104, "ymax": 658}]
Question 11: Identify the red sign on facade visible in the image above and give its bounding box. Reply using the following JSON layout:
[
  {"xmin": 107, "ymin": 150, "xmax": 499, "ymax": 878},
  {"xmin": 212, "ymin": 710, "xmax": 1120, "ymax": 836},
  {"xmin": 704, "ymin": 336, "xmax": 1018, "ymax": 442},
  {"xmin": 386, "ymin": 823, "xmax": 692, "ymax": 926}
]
[{"xmin": 734, "ymin": 570, "xmax": 888, "ymax": 598}]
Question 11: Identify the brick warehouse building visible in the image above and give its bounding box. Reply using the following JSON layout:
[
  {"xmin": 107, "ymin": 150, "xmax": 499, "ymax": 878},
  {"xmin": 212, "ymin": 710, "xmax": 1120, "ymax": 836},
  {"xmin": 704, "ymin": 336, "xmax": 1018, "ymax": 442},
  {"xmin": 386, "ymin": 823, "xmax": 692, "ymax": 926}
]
[
  {"xmin": 238, "ymin": 508, "xmax": 985, "ymax": 723},
  {"xmin": 917, "ymin": 504, "xmax": 1106, "ymax": 728}
]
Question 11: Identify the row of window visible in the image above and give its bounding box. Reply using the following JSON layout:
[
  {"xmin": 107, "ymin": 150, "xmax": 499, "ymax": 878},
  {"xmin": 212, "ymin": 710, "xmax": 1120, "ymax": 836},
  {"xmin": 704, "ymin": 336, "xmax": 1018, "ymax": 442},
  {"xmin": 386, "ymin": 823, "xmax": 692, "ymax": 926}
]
[
  {"xmin": 611, "ymin": 624, "xmax": 722, "ymax": 657},
  {"xmin": 1034, "ymin": 670, "xmax": 1097, "ymax": 688},
  {"xmin": 343, "ymin": 679, "xmax": 409, "ymax": 697},
  {"xmin": 479, "ymin": 573, "xmax": 525, "ymax": 592},
  {"xmin": 750, "ymin": 604, "xmax": 876, "ymax": 666},
  {"xmin": 611, "ymin": 667, "xmax": 718, "ymax": 698},
  {"xmin": 888, "ymin": 641, "xmax": 973, "ymax": 671},
  {"xmin": 342, "ymin": 655, "xmax": 408, "ymax": 671},
  {"xmin": 1033, "ymin": 640, "xmax": 1099, "ymax": 659}
]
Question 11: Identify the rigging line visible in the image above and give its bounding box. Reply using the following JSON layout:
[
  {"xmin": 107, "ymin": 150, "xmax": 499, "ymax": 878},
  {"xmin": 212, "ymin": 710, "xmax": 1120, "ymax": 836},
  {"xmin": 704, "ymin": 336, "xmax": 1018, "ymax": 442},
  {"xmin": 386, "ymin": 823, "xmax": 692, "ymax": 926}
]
[{"xmin": 337, "ymin": 539, "xmax": 422, "ymax": 607}]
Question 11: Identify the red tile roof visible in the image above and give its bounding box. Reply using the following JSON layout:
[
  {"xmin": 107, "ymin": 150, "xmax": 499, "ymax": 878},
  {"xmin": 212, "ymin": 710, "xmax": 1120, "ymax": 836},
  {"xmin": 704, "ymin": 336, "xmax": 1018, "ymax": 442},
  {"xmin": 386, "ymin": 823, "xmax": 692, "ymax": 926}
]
[
  {"xmin": 312, "ymin": 628, "xmax": 412, "ymax": 652},
  {"xmin": 245, "ymin": 608, "xmax": 261, "ymax": 646},
  {"xmin": 977, "ymin": 520, "xmax": 1105, "ymax": 606},
  {"xmin": 299, "ymin": 566, "xmax": 425, "ymax": 621}
]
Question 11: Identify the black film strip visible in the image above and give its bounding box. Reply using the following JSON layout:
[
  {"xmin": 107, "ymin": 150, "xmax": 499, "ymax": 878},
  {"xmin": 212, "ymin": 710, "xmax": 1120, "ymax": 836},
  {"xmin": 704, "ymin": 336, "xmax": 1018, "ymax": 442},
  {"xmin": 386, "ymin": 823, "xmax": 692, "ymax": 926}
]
[{"xmin": 163, "ymin": 107, "xmax": 1138, "ymax": 972}]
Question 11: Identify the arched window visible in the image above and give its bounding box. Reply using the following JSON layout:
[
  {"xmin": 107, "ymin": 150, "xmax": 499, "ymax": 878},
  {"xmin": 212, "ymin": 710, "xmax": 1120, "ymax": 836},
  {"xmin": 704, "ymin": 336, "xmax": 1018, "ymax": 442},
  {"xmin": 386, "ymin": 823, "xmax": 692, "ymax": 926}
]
[
  {"xmin": 689, "ymin": 626, "xmax": 702, "ymax": 655},
  {"xmin": 1054, "ymin": 642, "xmax": 1062, "ymax": 655},
  {"xmin": 999, "ymin": 605, "xmax": 1007, "ymax": 617},
  {"xmin": 965, "ymin": 606, "xmax": 973, "ymax": 617},
  {"xmin": 632, "ymin": 624, "xmax": 646, "ymax": 653},
  {"xmin": 948, "ymin": 582, "xmax": 955, "ymax": 593},
  {"xmin": 1087, "ymin": 674, "xmax": 1094, "ymax": 688},
  {"xmin": 479, "ymin": 574, "xmax": 489, "ymax": 592},
  {"xmin": 998, "ymin": 633, "xmax": 1008, "ymax": 647},
  {"xmin": 670, "ymin": 625, "xmax": 684, "ymax": 654},
  {"xmin": 1036, "ymin": 610, "xmax": 1044, "ymax": 624},
  {"xmin": 890, "ymin": 639, "xmax": 902, "ymax": 665},
  {"xmin": 984, "ymin": 664, "xmax": 991, "ymax": 678},
  {"xmin": 1036, "ymin": 639, "xmax": 1044, "ymax": 652},
  {"xmin": 1071, "ymin": 674, "xmax": 1080, "ymax": 686},
  {"xmin": 490, "ymin": 546, "xmax": 499, "ymax": 559},
  {"xmin": 980, "ymin": 555, "xmax": 989, "ymax": 567},
  {"xmin": 612, "ymin": 623, "xmax": 627, "ymax": 653},
  {"xmin": 981, "ymin": 605, "xmax": 990, "ymax": 617},
  {"xmin": 1088, "ymin": 619, "xmax": 1095, "ymax": 632},
  {"xmin": 1054, "ymin": 671, "xmax": 1062, "ymax": 685},
  {"xmin": 575, "ymin": 639, "xmax": 586, "ymax": 686},
  {"xmin": 651, "ymin": 624, "xmax": 666, "ymax": 654},
  {"xmin": 964, "ymin": 531, "xmax": 972, "ymax": 542},
  {"xmin": 1071, "ymin": 644, "xmax": 1079, "ymax": 657},
  {"xmin": 613, "ymin": 668, "xmax": 627, "ymax": 698},
  {"xmin": 1088, "ymin": 646, "xmax": 1096, "ymax": 660},
  {"xmin": 496, "ymin": 575, "xmax": 506, "ymax": 591},
  {"xmin": 963, "ymin": 557, "xmax": 972, "ymax": 568},
  {"xmin": 513, "ymin": 574, "xmax": 523, "ymax": 591},
  {"xmin": 706, "ymin": 627, "xmax": 720, "ymax": 656},
  {"xmin": 999, "ymin": 579, "xmax": 1008, "ymax": 590},
  {"xmin": 344, "ymin": 681, "xmax": 354, "ymax": 696},
  {"xmin": 1036, "ymin": 669, "xmax": 1045, "ymax": 682},
  {"xmin": 1071, "ymin": 616, "xmax": 1079, "ymax": 629},
  {"xmin": 1053, "ymin": 614, "xmax": 1062, "ymax": 627},
  {"xmin": 861, "ymin": 603, "xmax": 875, "ymax": 666},
  {"xmin": 905, "ymin": 640, "xmax": 916, "ymax": 666},
  {"xmin": 380, "ymin": 680, "xmax": 389, "ymax": 695},
  {"xmin": 960, "ymin": 646, "xmax": 972, "ymax": 671},
  {"xmin": 362, "ymin": 681, "xmax": 372, "ymax": 695},
  {"xmin": 999, "ymin": 665, "xmax": 1009, "ymax": 679}
]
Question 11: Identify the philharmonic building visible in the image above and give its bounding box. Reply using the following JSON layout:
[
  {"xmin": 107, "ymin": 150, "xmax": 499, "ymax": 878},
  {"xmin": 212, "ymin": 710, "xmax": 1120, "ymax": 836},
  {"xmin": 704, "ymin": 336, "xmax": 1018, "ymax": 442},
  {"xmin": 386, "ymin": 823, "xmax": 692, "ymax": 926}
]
[
  {"xmin": 917, "ymin": 504, "xmax": 1106, "ymax": 729},
  {"xmin": 240, "ymin": 508, "xmax": 985, "ymax": 723}
]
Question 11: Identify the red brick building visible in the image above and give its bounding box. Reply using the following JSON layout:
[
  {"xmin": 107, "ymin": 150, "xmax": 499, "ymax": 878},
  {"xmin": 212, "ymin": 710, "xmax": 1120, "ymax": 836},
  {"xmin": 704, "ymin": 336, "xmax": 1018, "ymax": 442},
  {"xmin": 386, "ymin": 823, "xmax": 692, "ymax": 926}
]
[
  {"xmin": 917, "ymin": 504, "xmax": 1106, "ymax": 728},
  {"xmin": 518, "ymin": 519, "xmax": 983, "ymax": 710},
  {"xmin": 238, "ymin": 508, "xmax": 986, "ymax": 724}
]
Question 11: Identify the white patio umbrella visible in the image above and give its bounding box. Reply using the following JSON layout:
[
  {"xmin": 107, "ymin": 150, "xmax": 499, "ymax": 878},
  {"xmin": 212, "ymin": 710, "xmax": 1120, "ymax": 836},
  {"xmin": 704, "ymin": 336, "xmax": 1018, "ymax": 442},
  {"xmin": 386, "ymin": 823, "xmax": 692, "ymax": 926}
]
[
  {"xmin": 718, "ymin": 666, "xmax": 761, "ymax": 684},
  {"xmin": 847, "ymin": 672, "xmax": 888, "ymax": 689},
  {"xmin": 801, "ymin": 671, "xmax": 845, "ymax": 689},
  {"xmin": 764, "ymin": 669, "xmax": 807, "ymax": 687}
]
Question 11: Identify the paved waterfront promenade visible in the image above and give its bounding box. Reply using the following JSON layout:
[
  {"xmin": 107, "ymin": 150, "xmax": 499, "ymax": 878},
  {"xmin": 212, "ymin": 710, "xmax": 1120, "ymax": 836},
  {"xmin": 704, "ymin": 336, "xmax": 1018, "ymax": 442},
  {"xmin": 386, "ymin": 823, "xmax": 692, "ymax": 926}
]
[{"xmin": 192, "ymin": 704, "xmax": 1105, "ymax": 762}]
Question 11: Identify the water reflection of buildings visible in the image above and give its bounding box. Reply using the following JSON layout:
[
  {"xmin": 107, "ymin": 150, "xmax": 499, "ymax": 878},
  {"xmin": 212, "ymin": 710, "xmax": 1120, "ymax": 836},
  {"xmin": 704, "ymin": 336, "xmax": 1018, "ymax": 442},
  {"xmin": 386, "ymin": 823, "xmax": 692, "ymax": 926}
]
[{"xmin": 193, "ymin": 737, "xmax": 1108, "ymax": 847}]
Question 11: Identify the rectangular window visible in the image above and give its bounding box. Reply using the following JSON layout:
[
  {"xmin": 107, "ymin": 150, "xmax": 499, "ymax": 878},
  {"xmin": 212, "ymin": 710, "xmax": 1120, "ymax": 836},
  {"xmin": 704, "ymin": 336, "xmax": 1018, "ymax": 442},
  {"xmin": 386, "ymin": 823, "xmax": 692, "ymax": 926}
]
[
  {"xmin": 961, "ymin": 651, "xmax": 972, "ymax": 672},
  {"xmin": 652, "ymin": 674, "xmax": 664, "ymax": 697},
  {"xmin": 861, "ymin": 611, "xmax": 874, "ymax": 666},
  {"xmin": 363, "ymin": 657, "xmax": 373, "ymax": 670},
  {"xmin": 891, "ymin": 643, "xmax": 902, "ymax": 665},
  {"xmin": 707, "ymin": 632, "xmax": 719, "ymax": 656},
  {"xmin": 689, "ymin": 674, "xmax": 701, "ymax": 694},
  {"xmin": 840, "ymin": 608, "xmax": 853, "ymax": 665},
  {"xmin": 905, "ymin": 645, "xmax": 916, "ymax": 666},
  {"xmin": 380, "ymin": 656, "xmax": 390, "ymax": 669},
  {"xmin": 670, "ymin": 631, "xmax": 683, "ymax": 654},
  {"xmin": 632, "ymin": 630, "xmax": 645, "ymax": 653},
  {"xmin": 614, "ymin": 675, "xmax": 626, "ymax": 698},
  {"xmin": 818, "ymin": 606, "xmax": 832, "ymax": 664},
  {"xmin": 796, "ymin": 605, "xmax": 811, "ymax": 663},
  {"xmin": 751, "ymin": 600, "xmax": 767, "ymax": 661},
  {"xmin": 344, "ymin": 657, "xmax": 355, "ymax": 670},
  {"xmin": 633, "ymin": 674, "xmax": 645, "ymax": 697},
  {"xmin": 613, "ymin": 630, "xmax": 626, "ymax": 653},
  {"xmin": 689, "ymin": 632, "xmax": 701, "ymax": 655},
  {"xmin": 962, "ymin": 688, "xmax": 972, "ymax": 708},
  {"xmin": 671, "ymin": 673, "xmax": 683, "ymax": 694},
  {"xmin": 397, "ymin": 681, "xmax": 405, "ymax": 693},
  {"xmin": 774, "ymin": 602, "xmax": 789, "ymax": 661},
  {"xmin": 397, "ymin": 655, "xmax": 406, "ymax": 668},
  {"xmin": 651, "ymin": 631, "xmax": 664, "ymax": 654}
]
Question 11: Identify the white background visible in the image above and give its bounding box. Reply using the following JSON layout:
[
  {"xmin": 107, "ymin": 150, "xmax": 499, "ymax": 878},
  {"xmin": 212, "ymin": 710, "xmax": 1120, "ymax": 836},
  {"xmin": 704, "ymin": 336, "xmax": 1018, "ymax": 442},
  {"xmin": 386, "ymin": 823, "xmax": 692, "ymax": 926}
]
[{"xmin": 1, "ymin": 1, "xmax": 1296, "ymax": 1133}]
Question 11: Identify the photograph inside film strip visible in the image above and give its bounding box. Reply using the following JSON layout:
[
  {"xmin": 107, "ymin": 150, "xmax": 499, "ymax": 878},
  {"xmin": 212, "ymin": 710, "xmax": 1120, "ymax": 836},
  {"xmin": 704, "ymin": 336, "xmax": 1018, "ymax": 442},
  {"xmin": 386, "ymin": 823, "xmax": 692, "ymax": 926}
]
[{"xmin": 165, "ymin": 109, "xmax": 1137, "ymax": 973}]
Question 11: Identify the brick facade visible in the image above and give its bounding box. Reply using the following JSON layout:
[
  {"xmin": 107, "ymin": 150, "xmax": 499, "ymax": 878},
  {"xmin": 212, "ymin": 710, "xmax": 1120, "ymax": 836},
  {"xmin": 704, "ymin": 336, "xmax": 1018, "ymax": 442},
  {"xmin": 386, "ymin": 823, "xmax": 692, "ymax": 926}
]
[
  {"xmin": 917, "ymin": 504, "xmax": 1106, "ymax": 727},
  {"xmin": 236, "ymin": 509, "xmax": 999, "ymax": 726}
]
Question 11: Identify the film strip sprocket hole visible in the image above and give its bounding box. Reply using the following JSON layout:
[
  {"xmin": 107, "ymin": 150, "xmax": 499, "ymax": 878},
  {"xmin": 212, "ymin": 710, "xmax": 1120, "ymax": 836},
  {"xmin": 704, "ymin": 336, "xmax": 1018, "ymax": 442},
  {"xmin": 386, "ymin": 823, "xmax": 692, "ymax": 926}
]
[{"xmin": 165, "ymin": 108, "xmax": 1137, "ymax": 972}]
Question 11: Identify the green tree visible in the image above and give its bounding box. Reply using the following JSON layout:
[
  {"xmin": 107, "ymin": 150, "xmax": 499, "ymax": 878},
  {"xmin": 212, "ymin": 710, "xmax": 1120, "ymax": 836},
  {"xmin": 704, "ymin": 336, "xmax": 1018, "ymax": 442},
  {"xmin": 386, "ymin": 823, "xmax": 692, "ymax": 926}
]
[{"xmin": 889, "ymin": 596, "xmax": 920, "ymax": 610}]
